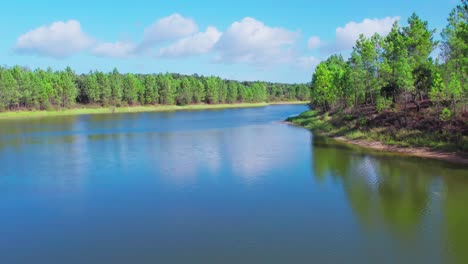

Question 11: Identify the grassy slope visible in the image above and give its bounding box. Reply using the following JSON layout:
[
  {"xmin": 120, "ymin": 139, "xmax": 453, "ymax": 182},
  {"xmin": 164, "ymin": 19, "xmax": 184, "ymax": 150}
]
[
  {"xmin": 0, "ymin": 101, "xmax": 308, "ymax": 119},
  {"xmin": 287, "ymin": 110, "xmax": 468, "ymax": 153}
]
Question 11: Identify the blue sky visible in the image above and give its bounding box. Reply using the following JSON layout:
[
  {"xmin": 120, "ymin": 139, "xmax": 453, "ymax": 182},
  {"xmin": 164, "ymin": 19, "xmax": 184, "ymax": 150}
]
[{"xmin": 1, "ymin": 0, "xmax": 459, "ymax": 83}]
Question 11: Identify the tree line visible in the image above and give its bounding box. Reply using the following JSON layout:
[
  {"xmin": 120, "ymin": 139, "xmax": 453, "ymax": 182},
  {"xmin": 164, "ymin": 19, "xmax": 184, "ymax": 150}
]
[
  {"xmin": 0, "ymin": 67, "xmax": 310, "ymax": 111},
  {"xmin": 310, "ymin": 0, "xmax": 467, "ymax": 121}
]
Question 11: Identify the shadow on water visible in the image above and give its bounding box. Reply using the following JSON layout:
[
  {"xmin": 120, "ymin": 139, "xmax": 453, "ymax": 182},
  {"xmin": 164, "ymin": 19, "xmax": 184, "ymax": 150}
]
[{"xmin": 311, "ymin": 135, "xmax": 468, "ymax": 263}]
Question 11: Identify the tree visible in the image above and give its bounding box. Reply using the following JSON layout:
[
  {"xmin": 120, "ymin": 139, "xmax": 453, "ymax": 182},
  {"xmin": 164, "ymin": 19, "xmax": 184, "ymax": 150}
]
[
  {"xmin": 295, "ymin": 84, "xmax": 310, "ymax": 101},
  {"xmin": 23, "ymin": 71, "xmax": 39, "ymax": 109},
  {"xmin": 0, "ymin": 66, "xmax": 308, "ymax": 111},
  {"xmin": 95, "ymin": 71, "xmax": 111, "ymax": 105},
  {"xmin": 144, "ymin": 75, "xmax": 159, "ymax": 104},
  {"xmin": 403, "ymin": 13, "xmax": 438, "ymax": 111},
  {"xmin": 123, "ymin": 73, "xmax": 140, "ymax": 105},
  {"xmin": 84, "ymin": 72, "xmax": 100, "ymax": 104},
  {"xmin": 251, "ymin": 82, "xmax": 267, "ymax": 102},
  {"xmin": 57, "ymin": 71, "xmax": 77, "ymax": 108},
  {"xmin": 351, "ymin": 34, "xmax": 382, "ymax": 106},
  {"xmin": 238, "ymin": 83, "xmax": 249, "ymax": 102},
  {"xmin": 110, "ymin": 68, "xmax": 123, "ymax": 105},
  {"xmin": 10, "ymin": 66, "xmax": 26, "ymax": 109},
  {"xmin": 205, "ymin": 76, "xmax": 220, "ymax": 104},
  {"xmin": 191, "ymin": 77, "xmax": 205, "ymax": 103},
  {"xmin": 226, "ymin": 81, "xmax": 239, "ymax": 103},
  {"xmin": 176, "ymin": 77, "xmax": 192, "ymax": 105},
  {"xmin": 218, "ymin": 79, "xmax": 227, "ymax": 103},
  {"xmin": 382, "ymin": 22, "xmax": 414, "ymax": 119},
  {"xmin": 441, "ymin": 0, "xmax": 468, "ymax": 112},
  {"xmin": 311, "ymin": 55, "xmax": 347, "ymax": 111},
  {"xmin": 0, "ymin": 68, "xmax": 18, "ymax": 111},
  {"xmin": 158, "ymin": 73, "xmax": 176, "ymax": 105}
]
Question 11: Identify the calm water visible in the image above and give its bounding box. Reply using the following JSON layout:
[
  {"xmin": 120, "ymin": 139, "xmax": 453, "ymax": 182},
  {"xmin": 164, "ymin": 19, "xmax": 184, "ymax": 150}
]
[{"xmin": 1, "ymin": 105, "xmax": 467, "ymax": 264}]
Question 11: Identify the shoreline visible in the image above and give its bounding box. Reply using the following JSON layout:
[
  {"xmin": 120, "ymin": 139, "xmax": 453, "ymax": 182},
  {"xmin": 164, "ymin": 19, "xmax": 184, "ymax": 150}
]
[
  {"xmin": 0, "ymin": 101, "xmax": 308, "ymax": 120},
  {"xmin": 333, "ymin": 136, "xmax": 468, "ymax": 165},
  {"xmin": 282, "ymin": 121, "xmax": 468, "ymax": 166}
]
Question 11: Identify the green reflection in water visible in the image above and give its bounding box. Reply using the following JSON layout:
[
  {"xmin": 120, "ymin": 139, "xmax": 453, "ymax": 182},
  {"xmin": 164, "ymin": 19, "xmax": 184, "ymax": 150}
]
[{"xmin": 312, "ymin": 135, "xmax": 468, "ymax": 263}]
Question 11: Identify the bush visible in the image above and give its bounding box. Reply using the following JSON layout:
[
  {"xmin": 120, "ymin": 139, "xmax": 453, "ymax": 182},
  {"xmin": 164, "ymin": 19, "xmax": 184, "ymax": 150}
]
[
  {"xmin": 440, "ymin": 108, "xmax": 452, "ymax": 122},
  {"xmin": 376, "ymin": 97, "xmax": 390, "ymax": 113}
]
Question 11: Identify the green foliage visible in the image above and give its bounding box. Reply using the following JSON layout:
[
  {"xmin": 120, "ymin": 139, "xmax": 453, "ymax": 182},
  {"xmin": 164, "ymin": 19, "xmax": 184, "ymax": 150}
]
[
  {"xmin": 226, "ymin": 81, "xmax": 239, "ymax": 103},
  {"xmin": 175, "ymin": 77, "xmax": 193, "ymax": 105},
  {"xmin": 57, "ymin": 71, "xmax": 77, "ymax": 108},
  {"xmin": 0, "ymin": 64, "xmax": 309, "ymax": 112},
  {"xmin": 95, "ymin": 71, "xmax": 111, "ymax": 105},
  {"xmin": 205, "ymin": 76, "xmax": 220, "ymax": 104},
  {"xmin": 440, "ymin": 107, "xmax": 453, "ymax": 121},
  {"xmin": 191, "ymin": 78, "xmax": 205, "ymax": 103},
  {"xmin": 110, "ymin": 68, "xmax": 123, "ymax": 105},
  {"xmin": 85, "ymin": 72, "xmax": 100, "ymax": 104},
  {"xmin": 311, "ymin": 55, "xmax": 346, "ymax": 111},
  {"xmin": 295, "ymin": 84, "xmax": 310, "ymax": 101},
  {"xmin": 0, "ymin": 68, "xmax": 18, "ymax": 111},
  {"xmin": 382, "ymin": 21, "xmax": 415, "ymax": 106},
  {"xmin": 157, "ymin": 73, "xmax": 176, "ymax": 105},
  {"xmin": 309, "ymin": 3, "xmax": 466, "ymax": 118},
  {"xmin": 301, "ymin": 1, "xmax": 467, "ymax": 153},
  {"xmin": 429, "ymin": 71, "xmax": 447, "ymax": 104},
  {"xmin": 376, "ymin": 96, "xmax": 391, "ymax": 113},
  {"xmin": 143, "ymin": 75, "xmax": 159, "ymax": 105},
  {"xmin": 123, "ymin": 73, "xmax": 140, "ymax": 105}
]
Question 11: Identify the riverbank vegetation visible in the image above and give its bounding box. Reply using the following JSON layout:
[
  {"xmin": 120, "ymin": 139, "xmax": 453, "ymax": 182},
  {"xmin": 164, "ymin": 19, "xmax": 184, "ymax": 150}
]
[
  {"xmin": 0, "ymin": 68, "xmax": 309, "ymax": 112},
  {"xmin": 294, "ymin": 0, "xmax": 467, "ymax": 153}
]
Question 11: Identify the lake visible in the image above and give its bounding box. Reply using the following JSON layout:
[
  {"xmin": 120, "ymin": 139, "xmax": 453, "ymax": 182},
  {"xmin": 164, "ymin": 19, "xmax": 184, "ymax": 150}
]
[{"xmin": 1, "ymin": 104, "xmax": 467, "ymax": 264}]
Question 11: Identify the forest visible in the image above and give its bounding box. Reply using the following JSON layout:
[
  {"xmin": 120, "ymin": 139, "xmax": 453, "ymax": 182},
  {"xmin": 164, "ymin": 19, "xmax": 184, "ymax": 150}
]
[
  {"xmin": 310, "ymin": 0, "xmax": 467, "ymax": 121},
  {"xmin": 0, "ymin": 68, "xmax": 309, "ymax": 111},
  {"xmin": 294, "ymin": 0, "xmax": 467, "ymax": 151}
]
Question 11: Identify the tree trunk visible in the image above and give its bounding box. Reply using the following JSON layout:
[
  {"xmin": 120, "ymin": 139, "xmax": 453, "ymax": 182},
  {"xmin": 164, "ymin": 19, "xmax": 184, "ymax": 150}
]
[{"xmin": 411, "ymin": 93, "xmax": 420, "ymax": 112}]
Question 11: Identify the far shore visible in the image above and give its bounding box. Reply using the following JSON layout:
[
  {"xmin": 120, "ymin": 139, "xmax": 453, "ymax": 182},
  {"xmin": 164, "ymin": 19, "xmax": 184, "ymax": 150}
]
[
  {"xmin": 0, "ymin": 101, "xmax": 308, "ymax": 120},
  {"xmin": 281, "ymin": 120, "xmax": 468, "ymax": 165}
]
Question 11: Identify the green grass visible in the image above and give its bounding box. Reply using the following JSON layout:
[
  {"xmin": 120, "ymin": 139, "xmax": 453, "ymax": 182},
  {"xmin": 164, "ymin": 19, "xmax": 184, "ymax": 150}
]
[
  {"xmin": 0, "ymin": 101, "xmax": 308, "ymax": 120},
  {"xmin": 288, "ymin": 110, "xmax": 468, "ymax": 153}
]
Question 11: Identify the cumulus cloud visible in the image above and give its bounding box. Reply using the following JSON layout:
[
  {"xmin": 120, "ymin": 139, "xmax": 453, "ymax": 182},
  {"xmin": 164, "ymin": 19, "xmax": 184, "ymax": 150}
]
[
  {"xmin": 139, "ymin": 13, "xmax": 198, "ymax": 50},
  {"xmin": 14, "ymin": 20, "xmax": 94, "ymax": 58},
  {"xmin": 214, "ymin": 17, "xmax": 299, "ymax": 65},
  {"xmin": 92, "ymin": 41, "xmax": 136, "ymax": 58},
  {"xmin": 307, "ymin": 36, "xmax": 321, "ymax": 50},
  {"xmin": 329, "ymin": 16, "xmax": 399, "ymax": 52},
  {"xmin": 158, "ymin": 27, "xmax": 222, "ymax": 58}
]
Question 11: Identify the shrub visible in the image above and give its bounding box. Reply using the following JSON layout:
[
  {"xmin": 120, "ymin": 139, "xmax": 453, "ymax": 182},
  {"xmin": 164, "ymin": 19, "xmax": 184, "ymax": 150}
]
[{"xmin": 440, "ymin": 108, "xmax": 452, "ymax": 122}]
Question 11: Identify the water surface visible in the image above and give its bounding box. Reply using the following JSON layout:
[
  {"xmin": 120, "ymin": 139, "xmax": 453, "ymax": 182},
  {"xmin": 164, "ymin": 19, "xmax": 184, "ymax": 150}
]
[{"xmin": 1, "ymin": 105, "xmax": 467, "ymax": 263}]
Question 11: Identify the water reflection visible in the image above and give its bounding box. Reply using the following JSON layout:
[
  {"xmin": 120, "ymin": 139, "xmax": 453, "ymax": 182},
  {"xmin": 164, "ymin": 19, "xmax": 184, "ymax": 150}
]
[
  {"xmin": 311, "ymin": 136, "xmax": 468, "ymax": 263},
  {"xmin": 1, "ymin": 105, "xmax": 467, "ymax": 263}
]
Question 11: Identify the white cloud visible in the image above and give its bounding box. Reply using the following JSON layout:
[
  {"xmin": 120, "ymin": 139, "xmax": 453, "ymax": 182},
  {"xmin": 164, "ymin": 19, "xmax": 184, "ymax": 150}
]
[
  {"xmin": 331, "ymin": 17, "xmax": 399, "ymax": 51},
  {"xmin": 296, "ymin": 56, "xmax": 320, "ymax": 71},
  {"xmin": 92, "ymin": 41, "xmax": 136, "ymax": 58},
  {"xmin": 14, "ymin": 20, "xmax": 94, "ymax": 58},
  {"xmin": 307, "ymin": 36, "xmax": 321, "ymax": 50},
  {"xmin": 214, "ymin": 17, "xmax": 299, "ymax": 65},
  {"xmin": 158, "ymin": 27, "xmax": 222, "ymax": 58},
  {"xmin": 140, "ymin": 13, "xmax": 198, "ymax": 50}
]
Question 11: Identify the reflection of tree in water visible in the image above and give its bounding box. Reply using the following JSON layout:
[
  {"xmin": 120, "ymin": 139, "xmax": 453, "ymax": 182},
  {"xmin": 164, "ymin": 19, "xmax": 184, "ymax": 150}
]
[
  {"xmin": 443, "ymin": 174, "xmax": 468, "ymax": 264},
  {"xmin": 0, "ymin": 115, "xmax": 78, "ymax": 151},
  {"xmin": 312, "ymin": 135, "xmax": 468, "ymax": 261},
  {"xmin": 373, "ymin": 160, "xmax": 431, "ymax": 236}
]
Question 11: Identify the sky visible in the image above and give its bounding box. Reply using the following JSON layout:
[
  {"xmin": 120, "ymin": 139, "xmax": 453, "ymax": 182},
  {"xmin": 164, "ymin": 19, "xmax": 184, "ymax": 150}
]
[{"xmin": 0, "ymin": 0, "xmax": 459, "ymax": 83}]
